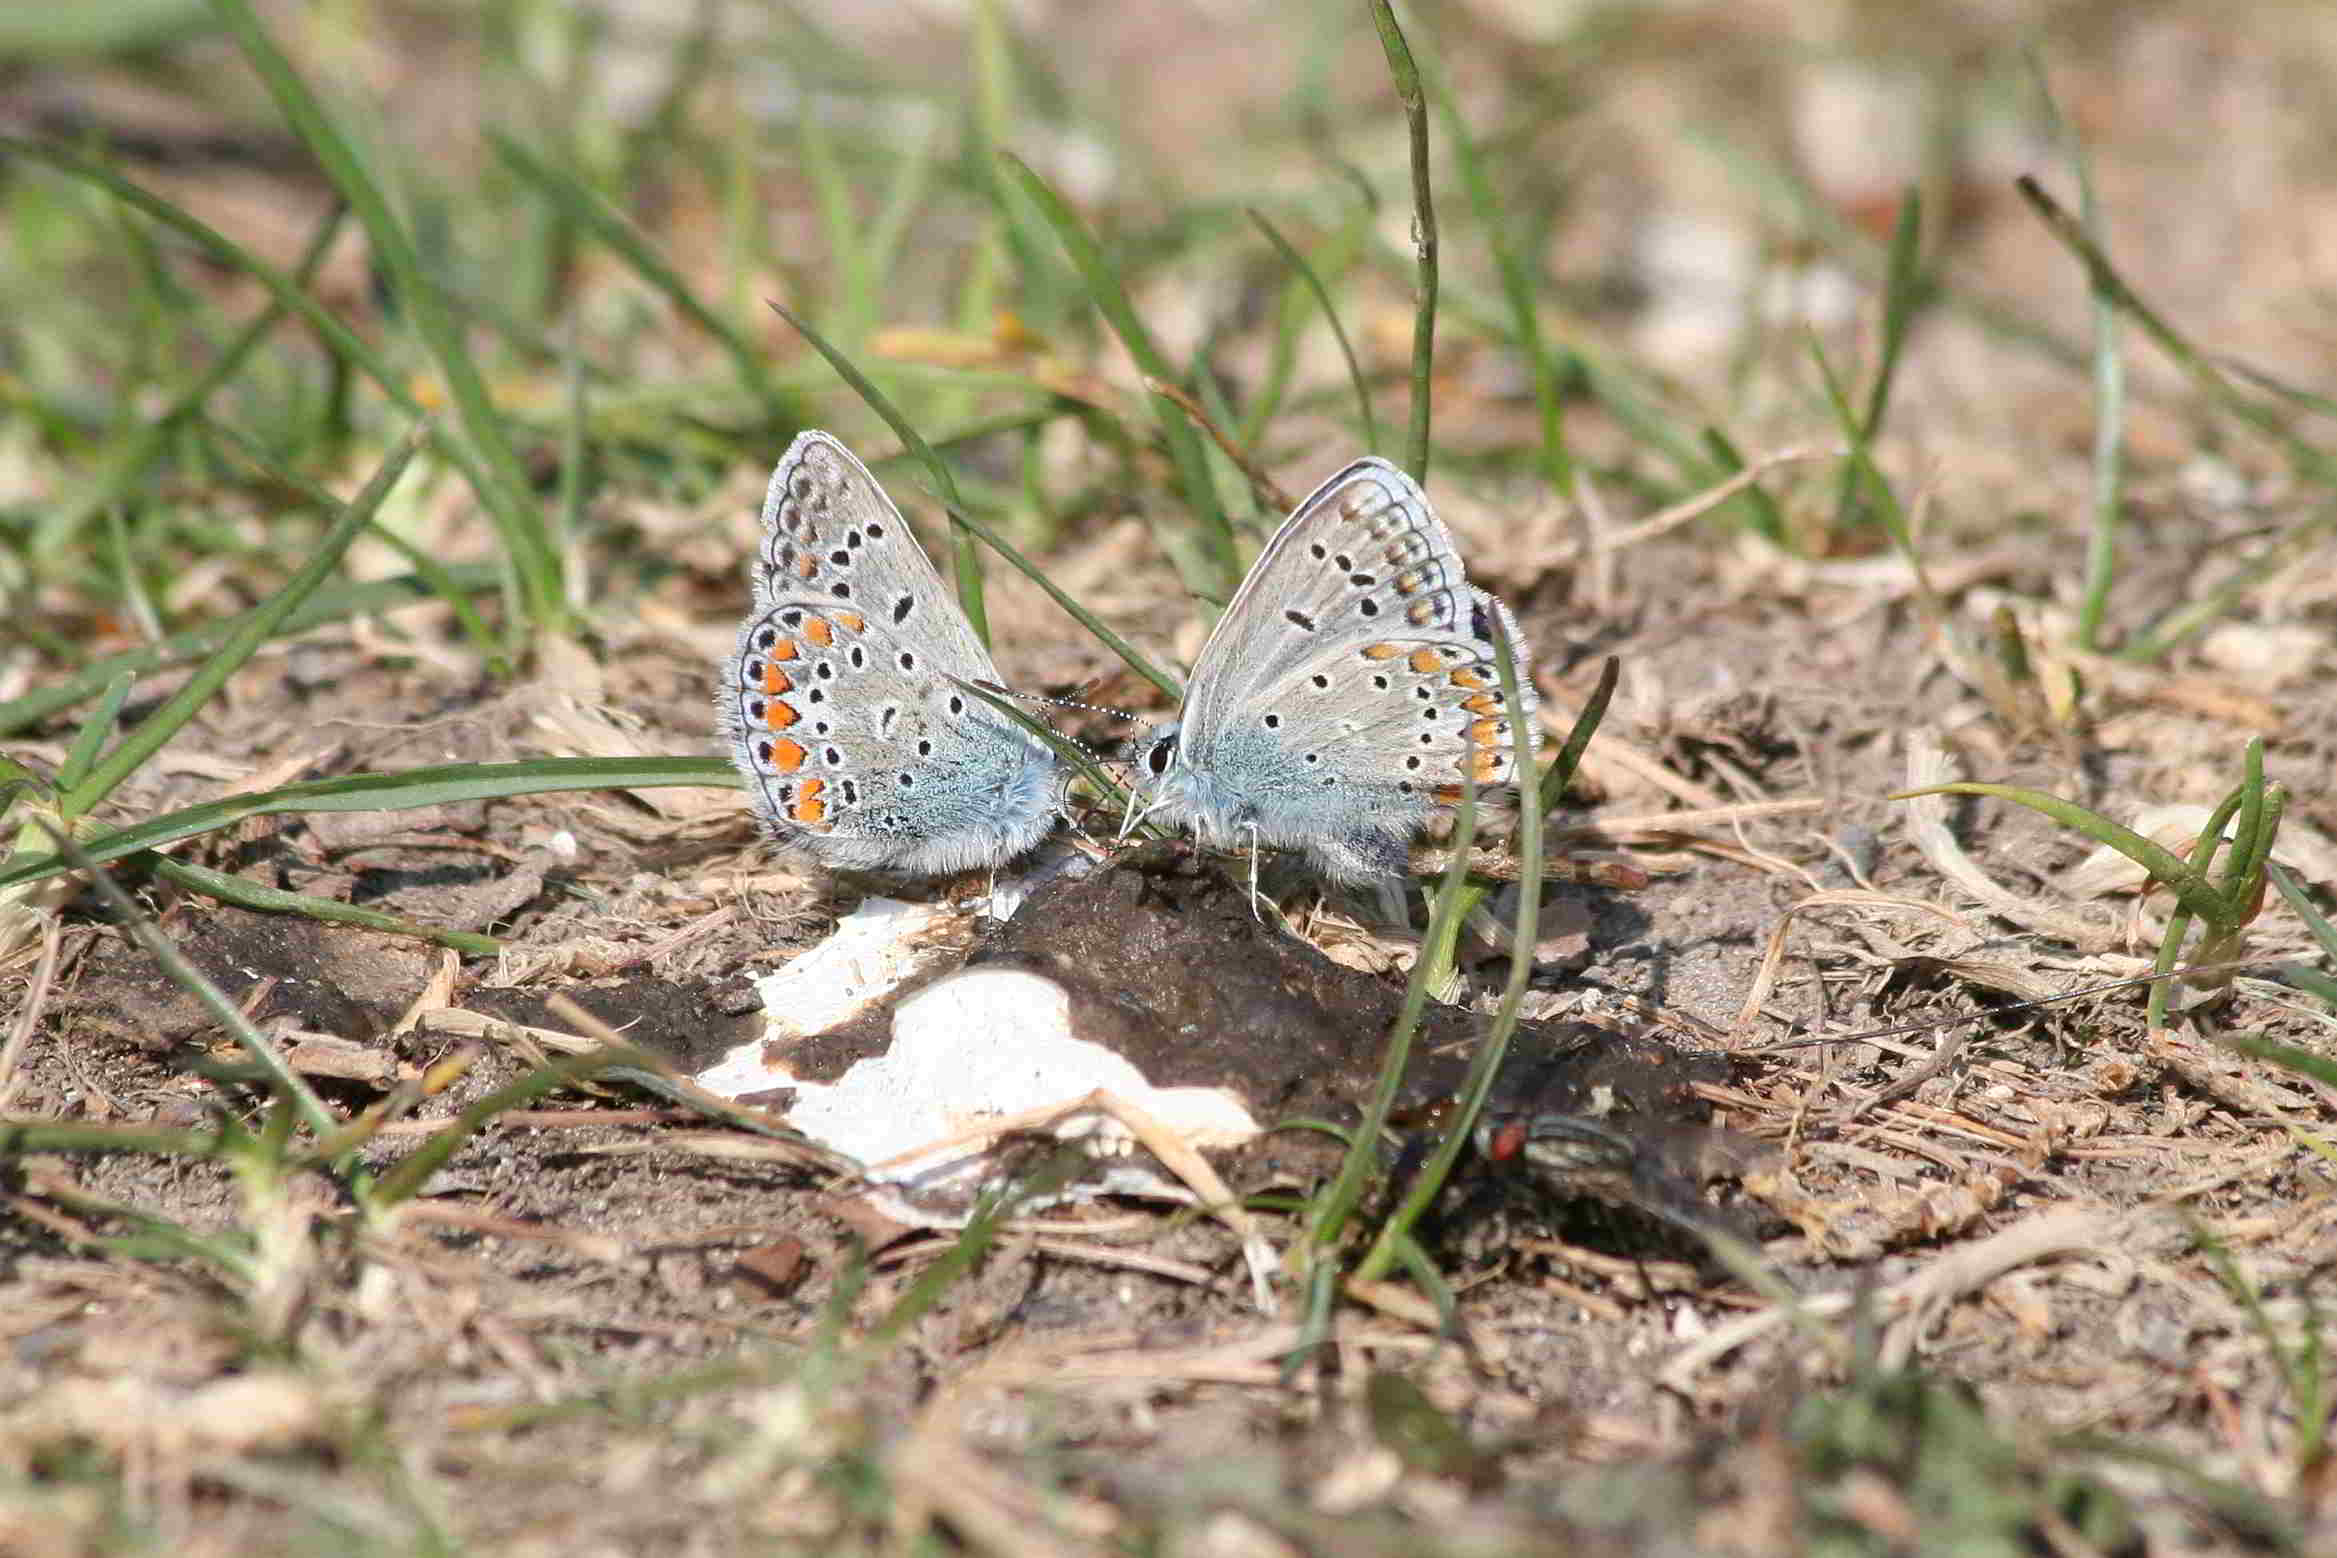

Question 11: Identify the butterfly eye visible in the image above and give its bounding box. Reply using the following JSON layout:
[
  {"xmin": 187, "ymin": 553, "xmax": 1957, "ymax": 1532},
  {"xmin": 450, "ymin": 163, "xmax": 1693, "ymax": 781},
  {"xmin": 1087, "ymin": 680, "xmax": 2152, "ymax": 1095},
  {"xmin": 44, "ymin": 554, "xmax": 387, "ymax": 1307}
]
[{"xmin": 1146, "ymin": 737, "xmax": 1177, "ymax": 776}]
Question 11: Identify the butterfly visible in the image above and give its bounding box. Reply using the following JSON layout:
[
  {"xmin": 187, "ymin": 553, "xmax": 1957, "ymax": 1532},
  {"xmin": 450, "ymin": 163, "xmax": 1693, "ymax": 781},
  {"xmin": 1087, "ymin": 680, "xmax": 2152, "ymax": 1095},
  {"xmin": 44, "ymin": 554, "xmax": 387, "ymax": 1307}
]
[
  {"xmin": 718, "ymin": 431, "xmax": 1063, "ymax": 876},
  {"xmin": 1133, "ymin": 456, "xmax": 1538, "ymax": 883}
]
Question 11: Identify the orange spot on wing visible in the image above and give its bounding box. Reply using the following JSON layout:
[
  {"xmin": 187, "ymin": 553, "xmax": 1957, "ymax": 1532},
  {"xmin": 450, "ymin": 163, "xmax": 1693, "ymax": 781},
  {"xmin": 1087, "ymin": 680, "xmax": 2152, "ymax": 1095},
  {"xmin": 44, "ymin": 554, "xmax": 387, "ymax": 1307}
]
[
  {"xmin": 1461, "ymin": 692, "xmax": 1499, "ymax": 714},
  {"xmin": 793, "ymin": 553, "xmax": 818, "ymax": 580},
  {"xmin": 762, "ymin": 664, "xmax": 794, "ymax": 695},
  {"xmin": 1447, "ymin": 667, "xmax": 1489, "ymax": 689},
  {"xmin": 767, "ymin": 639, "xmax": 800, "ymax": 661},
  {"xmin": 790, "ymin": 777, "xmax": 827, "ymax": 825},
  {"xmin": 803, "ymin": 617, "xmax": 835, "ymax": 648},
  {"xmin": 1406, "ymin": 600, "xmax": 1436, "ymax": 626},
  {"xmin": 1433, "ymin": 784, "xmax": 1466, "ymax": 804},
  {"xmin": 1361, "ymin": 643, "xmax": 1404, "ymax": 660},
  {"xmin": 834, "ymin": 611, "xmax": 865, "ymax": 633},
  {"xmin": 765, "ymin": 700, "xmax": 800, "ymax": 730},
  {"xmin": 1467, "ymin": 718, "xmax": 1503, "ymax": 746},
  {"xmin": 768, "ymin": 738, "xmax": 806, "ymax": 773},
  {"xmin": 1408, "ymin": 648, "xmax": 1443, "ymax": 674},
  {"xmin": 1466, "ymin": 748, "xmax": 1502, "ymax": 782}
]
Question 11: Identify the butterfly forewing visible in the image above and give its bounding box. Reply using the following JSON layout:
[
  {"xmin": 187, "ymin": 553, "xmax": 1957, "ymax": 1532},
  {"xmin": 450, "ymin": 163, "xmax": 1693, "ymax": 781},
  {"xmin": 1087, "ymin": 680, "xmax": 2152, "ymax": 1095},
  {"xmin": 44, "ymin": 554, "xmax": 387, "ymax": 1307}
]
[
  {"xmin": 1147, "ymin": 457, "xmax": 1538, "ymax": 881},
  {"xmin": 1177, "ymin": 459, "xmax": 1469, "ymax": 743},
  {"xmin": 1184, "ymin": 459, "xmax": 1534, "ymax": 785}
]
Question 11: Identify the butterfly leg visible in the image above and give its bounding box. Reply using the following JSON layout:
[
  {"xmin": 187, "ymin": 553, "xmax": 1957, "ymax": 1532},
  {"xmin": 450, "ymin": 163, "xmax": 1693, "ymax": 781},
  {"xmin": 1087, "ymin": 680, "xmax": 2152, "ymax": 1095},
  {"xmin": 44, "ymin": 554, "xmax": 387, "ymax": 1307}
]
[
  {"xmin": 1117, "ymin": 784, "xmax": 1163, "ymax": 844},
  {"xmin": 1243, "ymin": 820, "xmax": 1265, "ymax": 922}
]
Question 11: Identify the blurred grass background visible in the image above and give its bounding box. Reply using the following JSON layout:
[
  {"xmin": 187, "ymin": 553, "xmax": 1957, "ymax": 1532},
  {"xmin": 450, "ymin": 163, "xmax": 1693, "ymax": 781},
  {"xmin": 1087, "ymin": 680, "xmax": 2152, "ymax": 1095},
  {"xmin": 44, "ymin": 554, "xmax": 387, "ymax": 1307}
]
[{"xmin": 6, "ymin": 0, "xmax": 2331, "ymax": 682}]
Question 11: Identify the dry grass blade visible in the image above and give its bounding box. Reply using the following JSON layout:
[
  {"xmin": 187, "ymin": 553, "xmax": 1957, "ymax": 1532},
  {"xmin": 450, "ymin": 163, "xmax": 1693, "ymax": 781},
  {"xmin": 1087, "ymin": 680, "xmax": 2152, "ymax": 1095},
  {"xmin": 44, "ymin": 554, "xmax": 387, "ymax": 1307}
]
[
  {"xmin": 1898, "ymin": 731, "xmax": 2111, "ymax": 948},
  {"xmin": 1140, "ymin": 375, "xmax": 1294, "ymax": 511},
  {"xmin": 1660, "ymin": 1206, "xmax": 2127, "ymax": 1388},
  {"xmin": 866, "ymin": 1088, "xmax": 1277, "ymax": 1313},
  {"xmin": 1589, "ymin": 445, "xmax": 1843, "ymax": 554},
  {"xmin": 0, "ymin": 914, "xmax": 66, "ymax": 1112},
  {"xmin": 1732, "ymin": 890, "xmax": 1976, "ymax": 1039},
  {"xmin": 1367, "ymin": 0, "xmax": 1437, "ymax": 480}
]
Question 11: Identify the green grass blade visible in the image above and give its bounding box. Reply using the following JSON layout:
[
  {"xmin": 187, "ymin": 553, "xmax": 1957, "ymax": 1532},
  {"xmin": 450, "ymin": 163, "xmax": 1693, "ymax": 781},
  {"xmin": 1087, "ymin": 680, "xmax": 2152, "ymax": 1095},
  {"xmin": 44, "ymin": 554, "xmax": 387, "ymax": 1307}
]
[
  {"xmin": 2015, "ymin": 175, "xmax": 2337, "ymax": 490},
  {"xmin": 2268, "ymin": 863, "xmax": 2337, "ymax": 969},
  {"xmin": 490, "ymin": 131, "xmax": 793, "ymax": 427},
  {"xmin": 1433, "ymin": 79, "xmax": 1568, "ymax": 494},
  {"xmin": 147, "ymin": 856, "xmax": 501, "ymax": 955},
  {"xmin": 211, "ymin": 0, "xmax": 568, "ymax": 636},
  {"xmin": 1891, "ymin": 780, "xmax": 2229, "ymax": 923},
  {"xmin": 42, "ymin": 822, "xmax": 335, "ymax": 1137},
  {"xmin": 1691, "ymin": 124, "xmax": 2088, "ymax": 377},
  {"xmin": 2118, "ymin": 511, "xmax": 2337, "ymax": 663},
  {"xmin": 1537, "ymin": 655, "xmax": 1619, "ymax": 819},
  {"xmin": 1386, "ymin": 1235, "xmax": 1458, "ymax": 1337},
  {"xmin": 967, "ymin": 0, "xmax": 1072, "ymax": 331},
  {"xmin": 955, "ymin": 680, "xmax": 1127, "ymax": 814},
  {"xmin": 2267, "ymin": 860, "xmax": 2337, "ymax": 1011},
  {"xmin": 2281, "ymin": 965, "xmax": 2337, "ymax": 1007},
  {"xmin": 58, "ymin": 422, "xmax": 428, "ymax": 821},
  {"xmin": 55, "ymin": 674, "xmax": 135, "ymax": 796},
  {"xmin": 995, "ymin": 151, "xmax": 1239, "ymax": 602},
  {"xmin": 2032, "ymin": 57, "xmax": 2130, "ymax": 653},
  {"xmin": 1, "ymin": 756, "xmax": 727, "ymax": 891},
  {"xmin": 795, "ymin": 109, "xmax": 864, "ymax": 331},
  {"xmin": 1702, "ymin": 427, "xmax": 1789, "ymax": 545},
  {"xmin": 202, "ymin": 417, "xmax": 508, "ymax": 669},
  {"xmin": 0, "ymin": 138, "xmax": 418, "ymax": 421},
  {"xmin": 862, "ymin": 1151, "xmax": 1083, "ymax": 1351},
  {"xmin": 0, "ymin": 3, "xmax": 208, "ymax": 54},
  {"xmin": 0, "ymin": 1121, "xmax": 219, "ymax": 1158},
  {"xmin": 1239, "ymin": 228, "xmax": 1315, "ymax": 449},
  {"xmin": 2222, "ymin": 1035, "xmax": 2337, "ymax": 1090},
  {"xmin": 942, "ymin": 502, "xmax": 1183, "ymax": 702},
  {"xmin": 1808, "ymin": 329, "xmax": 1915, "ymax": 557},
  {"xmin": 19, "ymin": 1175, "xmax": 260, "ymax": 1283},
  {"xmin": 1368, "ymin": 0, "xmax": 1436, "ymax": 482},
  {"xmin": 2217, "ymin": 741, "xmax": 2276, "ymax": 910},
  {"xmin": 1308, "ymin": 779, "xmax": 1482, "ymax": 1260},
  {"xmin": 1248, "ymin": 207, "xmax": 1381, "ymax": 455},
  {"xmin": 1830, "ymin": 189, "xmax": 1926, "ymax": 530},
  {"xmin": 366, "ymin": 1048, "xmax": 653, "ymax": 1210},
  {"xmin": 37, "ymin": 199, "xmax": 345, "ymax": 557},
  {"xmin": 2145, "ymin": 780, "xmax": 2254, "ymax": 1028},
  {"xmin": 1356, "ymin": 611, "xmax": 1539, "ymax": 1282},
  {"xmin": 102, "ymin": 508, "xmax": 160, "ymax": 644},
  {"xmin": 1868, "ymin": 190, "xmax": 1928, "ymax": 428},
  {"xmin": 555, "ymin": 319, "xmax": 587, "ymax": 569},
  {"xmin": 0, "ymin": 568, "xmax": 502, "ymax": 740},
  {"xmin": 766, "ymin": 300, "xmax": 989, "ymax": 645},
  {"xmin": 860, "ymin": 124, "xmax": 943, "ymax": 329},
  {"xmin": 2146, "ymin": 900, "xmax": 2195, "ymax": 1031}
]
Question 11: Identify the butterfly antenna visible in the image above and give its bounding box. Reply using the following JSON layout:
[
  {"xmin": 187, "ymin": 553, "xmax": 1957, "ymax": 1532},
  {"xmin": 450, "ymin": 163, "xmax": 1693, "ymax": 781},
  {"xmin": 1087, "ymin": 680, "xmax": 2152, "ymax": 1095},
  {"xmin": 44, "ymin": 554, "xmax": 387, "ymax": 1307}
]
[
  {"xmin": 959, "ymin": 677, "xmax": 1115, "ymax": 765},
  {"xmin": 1014, "ymin": 683, "xmax": 1152, "ymax": 726},
  {"xmin": 1117, "ymin": 784, "xmax": 1161, "ymax": 844}
]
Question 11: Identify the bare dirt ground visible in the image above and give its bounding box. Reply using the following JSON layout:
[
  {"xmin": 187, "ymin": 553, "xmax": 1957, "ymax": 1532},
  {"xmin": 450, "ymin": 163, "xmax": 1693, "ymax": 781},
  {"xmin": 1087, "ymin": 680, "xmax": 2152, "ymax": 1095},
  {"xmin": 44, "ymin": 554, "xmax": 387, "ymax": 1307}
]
[{"xmin": 4, "ymin": 3, "xmax": 2336, "ymax": 1553}]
